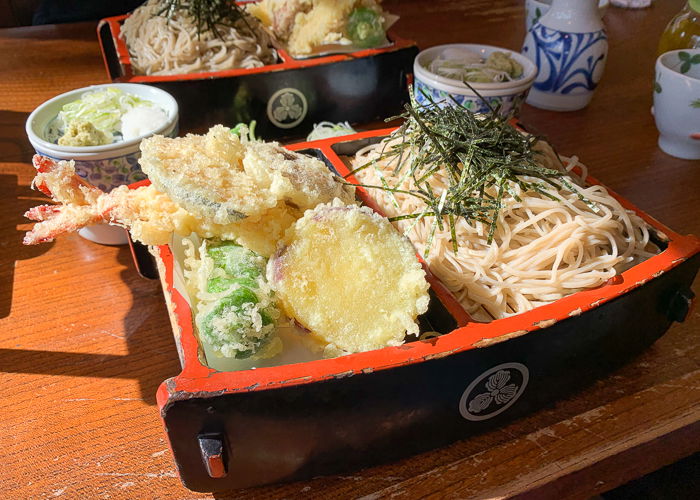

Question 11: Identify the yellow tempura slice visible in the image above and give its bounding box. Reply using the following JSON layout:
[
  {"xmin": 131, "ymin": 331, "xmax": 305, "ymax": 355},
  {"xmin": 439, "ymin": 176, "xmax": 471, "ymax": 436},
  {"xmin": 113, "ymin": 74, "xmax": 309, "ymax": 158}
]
[{"xmin": 268, "ymin": 201, "xmax": 430, "ymax": 356}]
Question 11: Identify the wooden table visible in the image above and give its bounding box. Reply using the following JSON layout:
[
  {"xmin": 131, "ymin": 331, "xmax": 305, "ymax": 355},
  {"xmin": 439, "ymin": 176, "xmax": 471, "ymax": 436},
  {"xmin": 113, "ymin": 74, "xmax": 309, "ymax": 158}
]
[{"xmin": 1, "ymin": 1, "xmax": 698, "ymax": 498}]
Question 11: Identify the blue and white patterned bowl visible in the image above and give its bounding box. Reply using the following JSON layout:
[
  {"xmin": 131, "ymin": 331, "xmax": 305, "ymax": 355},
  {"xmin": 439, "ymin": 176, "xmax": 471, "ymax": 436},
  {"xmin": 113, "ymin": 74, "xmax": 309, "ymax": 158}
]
[
  {"xmin": 25, "ymin": 83, "xmax": 178, "ymax": 244},
  {"xmin": 413, "ymin": 44, "xmax": 537, "ymax": 117},
  {"xmin": 25, "ymin": 83, "xmax": 178, "ymax": 192}
]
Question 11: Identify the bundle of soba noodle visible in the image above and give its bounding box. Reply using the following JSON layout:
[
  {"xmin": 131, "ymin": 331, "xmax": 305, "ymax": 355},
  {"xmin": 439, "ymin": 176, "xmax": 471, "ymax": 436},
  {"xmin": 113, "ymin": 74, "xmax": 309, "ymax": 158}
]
[
  {"xmin": 351, "ymin": 99, "xmax": 655, "ymax": 322},
  {"xmin": 121, "ymin": 0, "xmax": 277, "ymax": 76}
]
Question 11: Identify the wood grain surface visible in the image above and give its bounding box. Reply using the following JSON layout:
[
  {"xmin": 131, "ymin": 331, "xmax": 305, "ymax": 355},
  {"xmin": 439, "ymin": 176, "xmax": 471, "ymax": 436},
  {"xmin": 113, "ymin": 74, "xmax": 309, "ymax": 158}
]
[{"xmin": 1, "ymin": 1, "xmax": 698, "ymax": 499}]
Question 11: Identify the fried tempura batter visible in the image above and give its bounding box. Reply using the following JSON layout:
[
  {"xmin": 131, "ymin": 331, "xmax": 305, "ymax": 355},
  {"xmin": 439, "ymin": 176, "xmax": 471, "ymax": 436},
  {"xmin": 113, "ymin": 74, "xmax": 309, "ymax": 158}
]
[
  {"xmin": 140, "ymin": 125, "xmax": 353, "ymax": 224},
  {"xmin": 25, "ymin": 155, "xmax": 203, "ymax": 246},
  {"xmin": 24, "ymin": 126, "xmax": 356, "ymax": 256},
  {"xmin": 268, "ymin": 201, "xmax": 430, "ymax": 356}
]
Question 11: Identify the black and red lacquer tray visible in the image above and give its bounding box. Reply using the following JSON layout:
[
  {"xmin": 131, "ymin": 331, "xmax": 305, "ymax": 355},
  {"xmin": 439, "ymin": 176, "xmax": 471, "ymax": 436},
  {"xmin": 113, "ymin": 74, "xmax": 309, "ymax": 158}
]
[
  {"xmin": 97, "ymin": 13, "xmax": 418, "ymax": 140},
  {"xmin": 139, "ymin": 129, "xmax": 700, "ymax": 492}
]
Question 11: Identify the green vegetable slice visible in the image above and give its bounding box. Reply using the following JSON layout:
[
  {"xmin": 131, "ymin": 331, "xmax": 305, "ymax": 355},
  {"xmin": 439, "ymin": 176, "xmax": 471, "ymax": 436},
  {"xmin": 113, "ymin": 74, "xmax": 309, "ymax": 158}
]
[
  {"xmin": 206, "ymin": 276, "xmax": 259, "ymax": 294},
  {"xmin": 347, "ymin": 7, "xmax": 386, "ymax": 48},
  {"xmin": 207, "ymin": 242, "xmax": 264, "ymax": 280},
  {"xmin": 199, "ymin": 287, "xmax": 274, "ymax": 359},
  {"xmin": 197, "ymin": 240, "xmax": 279, "ymax": 359}
]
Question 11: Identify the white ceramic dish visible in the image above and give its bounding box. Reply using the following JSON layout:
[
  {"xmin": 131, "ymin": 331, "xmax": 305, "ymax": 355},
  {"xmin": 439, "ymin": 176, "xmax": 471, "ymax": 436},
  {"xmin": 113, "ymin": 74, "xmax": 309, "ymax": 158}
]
[
  {"xmin": 413, "ymin": 44, "xmax": 536, "ymax": 117},
  {"xmin": 26, "ymin": 83, "xmax": 179, "ymax": 244},
  {"xmin": 521, "ymin": 0, "xmax": 608, "ymax": 112},
  {"xmin": 653, "ymin": 49, "xmax": 700, "ymax": 160}
]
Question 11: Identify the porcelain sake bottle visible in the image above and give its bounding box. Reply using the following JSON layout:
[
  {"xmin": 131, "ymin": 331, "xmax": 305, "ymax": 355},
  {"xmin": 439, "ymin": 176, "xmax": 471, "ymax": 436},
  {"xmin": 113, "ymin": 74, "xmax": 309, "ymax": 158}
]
[{"xmin": 522, "ymin": 0, "xmax": 608, "ymax": 111}]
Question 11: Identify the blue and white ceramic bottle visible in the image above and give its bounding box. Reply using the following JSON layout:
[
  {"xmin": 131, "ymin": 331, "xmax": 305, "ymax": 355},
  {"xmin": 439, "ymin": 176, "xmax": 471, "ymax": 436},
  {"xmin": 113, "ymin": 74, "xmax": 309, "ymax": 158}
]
[{"xmin": 522, "ymin": 0, "xmax": 608, "ymax": 111}]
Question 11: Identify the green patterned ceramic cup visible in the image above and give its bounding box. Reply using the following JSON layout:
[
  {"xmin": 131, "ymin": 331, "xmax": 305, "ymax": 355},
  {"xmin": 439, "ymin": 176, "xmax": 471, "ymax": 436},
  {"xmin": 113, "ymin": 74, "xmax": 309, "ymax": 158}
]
[{"xmin": 653, "ymin": 49, "xmax": 700, "ymax": 160}]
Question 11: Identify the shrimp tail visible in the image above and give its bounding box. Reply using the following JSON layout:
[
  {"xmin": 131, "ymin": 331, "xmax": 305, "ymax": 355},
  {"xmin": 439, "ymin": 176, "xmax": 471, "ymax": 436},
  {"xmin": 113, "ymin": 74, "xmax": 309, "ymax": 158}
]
[
  {"xmin": 24, "ymin": 155, "xmax": 181, "ymax": 247},
  {"xmin": 31, "ymin": 155, "xmax": 99, "ymax": 205},
  {"xmin": 23, "ymin": 205, "xmax": 104, "ymax": 245},
  {"xmin": 24, "ymin": 204, "xmax": 61, "ymax": 222},
  {"xmin": 31, "ymin": 155, "xmax": 58, "ymax": 196}
]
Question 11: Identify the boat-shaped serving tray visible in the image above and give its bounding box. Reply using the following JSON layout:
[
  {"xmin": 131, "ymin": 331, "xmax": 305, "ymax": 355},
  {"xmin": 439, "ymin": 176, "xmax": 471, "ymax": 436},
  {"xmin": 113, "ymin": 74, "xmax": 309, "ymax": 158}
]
[
  {"xmin": 97, "ymin": 12, "xmax": 418, "ymax": 140},
  {"xmin": 148, "ymin": 129, "xmax": 699, "ymax": 492}
]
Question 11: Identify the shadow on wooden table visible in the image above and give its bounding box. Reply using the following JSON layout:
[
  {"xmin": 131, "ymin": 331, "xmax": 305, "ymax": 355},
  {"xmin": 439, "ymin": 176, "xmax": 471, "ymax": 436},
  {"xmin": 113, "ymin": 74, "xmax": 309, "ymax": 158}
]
[
  {"xmin": 0, "ymin": 173, "xmax": 53, "ymax": 318},
  {"xmin": 0, "ymin": 109, "xmax": 34, "ymax": 162},
  {"xmin": 115, "ymin": 243, "xmax": 184, "ymax": 404},
  {"xmin": 0, "ymin": 242, "xmax": 182, "ymax": 405},
  {"xmin": 0, "ymin": 110, "xmax": 44, "ymax": 316}
]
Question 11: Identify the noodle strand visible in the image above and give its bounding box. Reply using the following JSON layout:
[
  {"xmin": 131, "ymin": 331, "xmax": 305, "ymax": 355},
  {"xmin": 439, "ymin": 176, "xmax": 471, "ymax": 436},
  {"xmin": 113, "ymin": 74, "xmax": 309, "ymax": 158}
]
[
  {"xmin": 121, "ymin": 0, "xmax": 277, "ymax": 76},
  {"xmin": 352, "ymin": 137, "xmax": 654, "ymax": 321}
]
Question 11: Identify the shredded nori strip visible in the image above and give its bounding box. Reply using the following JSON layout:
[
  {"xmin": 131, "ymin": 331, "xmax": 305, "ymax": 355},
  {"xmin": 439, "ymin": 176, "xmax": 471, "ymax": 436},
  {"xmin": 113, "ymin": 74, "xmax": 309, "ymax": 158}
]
[
  {"xmin": 348, "ymin": 87, "xmax": 595, "ymax": 256},
  {"xmin": 156, "ymin": 0, "xmax": 252, "ymax": 39}
]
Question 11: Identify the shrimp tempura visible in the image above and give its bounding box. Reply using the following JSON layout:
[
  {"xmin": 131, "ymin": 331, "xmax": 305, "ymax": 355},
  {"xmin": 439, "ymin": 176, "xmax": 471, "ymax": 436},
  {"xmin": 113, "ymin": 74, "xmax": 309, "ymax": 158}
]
[{"xmin": 24, "ymin": 155, "xmax": 188, "ymax": 246}]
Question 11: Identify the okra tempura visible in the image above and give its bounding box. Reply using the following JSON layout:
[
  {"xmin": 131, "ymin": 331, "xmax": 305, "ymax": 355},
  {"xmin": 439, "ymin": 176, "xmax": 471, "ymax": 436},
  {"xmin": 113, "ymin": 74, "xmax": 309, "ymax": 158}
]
[{"xmin": 186, "ymin": 240, "xmax": 281, "ymax": 359}]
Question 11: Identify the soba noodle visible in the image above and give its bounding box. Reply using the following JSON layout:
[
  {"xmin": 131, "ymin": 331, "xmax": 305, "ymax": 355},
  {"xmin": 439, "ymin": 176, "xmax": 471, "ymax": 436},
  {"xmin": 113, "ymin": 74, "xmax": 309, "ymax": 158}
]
[
  {"xmin": 121, "ymin": 0, "xmax": 277, "ymax": 76},
  {"xmin": 352, "ymin": 138, "xmax": 655, "ymax": 321}
]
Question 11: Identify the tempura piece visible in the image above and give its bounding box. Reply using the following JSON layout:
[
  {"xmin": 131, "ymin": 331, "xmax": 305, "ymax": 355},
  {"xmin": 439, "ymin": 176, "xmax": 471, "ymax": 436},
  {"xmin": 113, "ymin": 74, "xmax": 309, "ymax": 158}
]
[
  {"xmin": 139, "ymin": 125, "xmax": 355, "ymax": 254},
  {"xmin": 140, "ymin": 125, "xmax": 354, "ymax": 223},
  {"xmin": 187, "ymin": 240, "xmax": 281, "ymax": 359},
  {"xmin": 24, "ymin": 126, "xmax": 356, "ymax": 256},
  {"xmin": 248, "ymin": 0, "xmax": 388, "ymax": 55},
  {"xmin": 268, "ymin": 201, "xmax": 430, "ymax": 356},
  {"xmin": 24, "ymin": 155, "xmax": 187, "ymax": 245}
]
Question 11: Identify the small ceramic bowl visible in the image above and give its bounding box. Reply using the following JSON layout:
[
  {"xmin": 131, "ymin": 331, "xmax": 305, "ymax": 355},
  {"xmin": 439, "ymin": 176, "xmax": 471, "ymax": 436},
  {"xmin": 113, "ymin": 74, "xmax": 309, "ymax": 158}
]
[
  {"xmin": 525, "ymin": 0, "xmax": 609, "ymax": 30},
  {"xmin": 26, "ymin": 83, "xmax": 178, "ymax": 190},
  {"xmin": 413, "ymin": 44, "xmax": 537, "ymax": 117},
  {"xmin": 26, "ymin": 83, "xmax": 179, "ymax": 244},
  {"xmin": 653, "ymin": 49, "xmax": 700, "ymax": 160}
]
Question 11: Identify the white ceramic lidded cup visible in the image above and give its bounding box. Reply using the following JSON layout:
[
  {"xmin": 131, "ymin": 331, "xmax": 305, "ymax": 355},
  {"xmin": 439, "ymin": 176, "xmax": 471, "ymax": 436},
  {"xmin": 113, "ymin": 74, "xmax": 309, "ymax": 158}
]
[
  {"xmin": 522, "ymin": 0, "xmax": 608, "ymax": 111},
  {"xmin": 26, "ymin": 83, "xmax": 179, "ymax": 245},
  {"xmin": 653, "ymin": 49, "xmax": 700, "ymax": 160}
]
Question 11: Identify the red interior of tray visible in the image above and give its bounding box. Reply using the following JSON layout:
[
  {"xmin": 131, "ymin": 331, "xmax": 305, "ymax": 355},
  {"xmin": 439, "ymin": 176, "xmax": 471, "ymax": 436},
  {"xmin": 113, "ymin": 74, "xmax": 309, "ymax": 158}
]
[
  {"xmin": 98, "ymin": 13, "xmax": 416, "ymax": 84},
  {"xmin": 155, "ymin": 128, "xmax": 700, "ymax": 408}
]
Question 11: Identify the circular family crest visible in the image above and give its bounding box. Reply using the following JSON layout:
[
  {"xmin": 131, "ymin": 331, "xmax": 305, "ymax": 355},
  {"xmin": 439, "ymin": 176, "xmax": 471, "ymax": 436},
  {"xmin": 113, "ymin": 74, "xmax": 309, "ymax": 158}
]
[
  {"xmin": 267, "ymin": 88, "xmax": 308, "ymax": 129},
  {"xmin": 459, "ymin": 362, "xmax": 529, "ymax": 421}
]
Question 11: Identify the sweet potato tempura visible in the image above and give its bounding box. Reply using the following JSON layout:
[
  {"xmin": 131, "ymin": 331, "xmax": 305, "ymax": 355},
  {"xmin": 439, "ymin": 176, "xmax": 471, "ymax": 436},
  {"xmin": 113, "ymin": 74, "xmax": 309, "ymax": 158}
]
[{"xmin": 268, "ymin": 201, "xmax": 430, "ymax": 356}]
